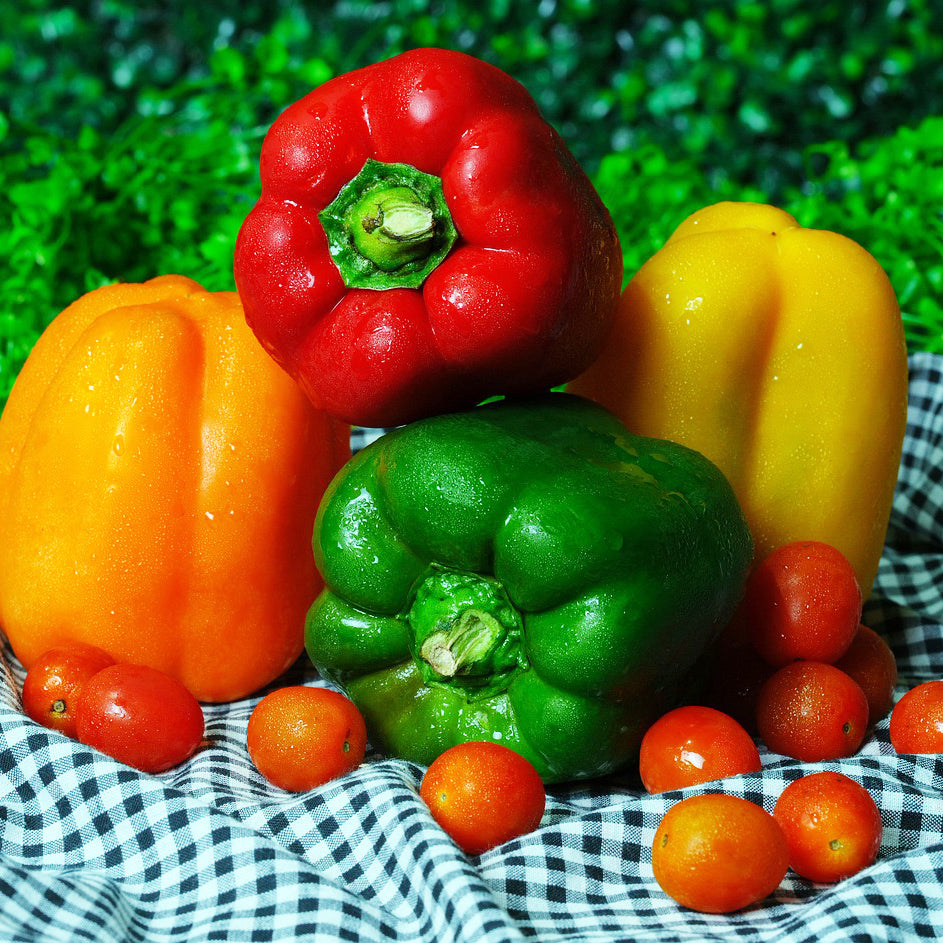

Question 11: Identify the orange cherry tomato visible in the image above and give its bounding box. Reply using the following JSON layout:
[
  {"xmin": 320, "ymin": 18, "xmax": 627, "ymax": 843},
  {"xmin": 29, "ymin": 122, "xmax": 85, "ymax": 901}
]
[
  {"xmin": 76, "ymin": 663, "xmax": 205, "ymax": 773},
  {"xmin": 773, "ymin": 772, "xmax": 882, "ymax": 883},
  {"xmin": 890, "ymin": 681, "xmax": 943, "ymax": 755},
  {"xmin": 21, "ymin": 643, "xmax": 116, "ymax": 739},
  {"xmin": 651, "ymin": 794, "xmax": 789, "ymax": 914},
  {"xmin": 834, "ymin": 625, "xmax": 898, "ymax": 726},
  {"xmin": 740, "ymin": 541, "xmax": 862, "ymax": 667},
  {"xmin": 638, "ymin": 706, "xmax": 761, "ymax": 794},
  {"xmin": 419, "ymin": 742, "xmax": 545, "ymax": 855},
  {"xmin": 247, "ymin": 686, "xmax": 366, "ymax": 792},
  {"xmin": 756, "ymin": 661, "xmax": 869, "ymax": 761}
]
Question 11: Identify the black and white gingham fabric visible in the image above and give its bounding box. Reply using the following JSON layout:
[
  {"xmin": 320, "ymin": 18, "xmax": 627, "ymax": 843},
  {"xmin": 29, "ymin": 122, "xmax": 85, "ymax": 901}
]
[{"xmin": 2, "ymin": 355, "xmax": 943, "ymax": 942}]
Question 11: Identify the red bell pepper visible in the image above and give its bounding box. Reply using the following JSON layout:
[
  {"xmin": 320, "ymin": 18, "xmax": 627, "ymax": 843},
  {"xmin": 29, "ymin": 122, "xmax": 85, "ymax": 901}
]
[{"xmin": 234, "ymin": 48, "xmax": 622, "ymax": 428}]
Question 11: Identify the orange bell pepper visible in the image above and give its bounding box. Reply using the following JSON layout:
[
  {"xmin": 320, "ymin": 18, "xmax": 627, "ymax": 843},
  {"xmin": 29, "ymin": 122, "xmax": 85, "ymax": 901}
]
[
  {"xmin": 570, "ymin": 202, "xmax": 908, "ymax": 598},
  {"xmin": 0, "ymin": 276, "xmax": 350, "ymax": 702}
]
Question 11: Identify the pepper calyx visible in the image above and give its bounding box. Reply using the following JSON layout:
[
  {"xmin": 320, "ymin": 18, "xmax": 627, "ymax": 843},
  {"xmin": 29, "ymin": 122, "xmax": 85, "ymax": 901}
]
[
  {"xmin": 408, "ymin": 566, "xmax": 526, "ymax": 699},
  {"xmin": 319, "ymin": 159, "xmax": 458, "ymax": 290}
]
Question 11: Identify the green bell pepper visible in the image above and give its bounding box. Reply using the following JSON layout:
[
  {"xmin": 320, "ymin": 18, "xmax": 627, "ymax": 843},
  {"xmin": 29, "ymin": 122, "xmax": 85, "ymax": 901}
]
[{"xmin": 305, "ymin": 393, "xmax": 753, "ymax": 783}]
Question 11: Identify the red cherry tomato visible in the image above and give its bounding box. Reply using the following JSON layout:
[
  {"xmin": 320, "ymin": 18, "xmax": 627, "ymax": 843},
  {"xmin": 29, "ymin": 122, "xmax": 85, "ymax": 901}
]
[
  {"xmin": 246, "ymin": 686, "xmax": 367, "ymax": 792},
  {"xmin": 76, "ymin": 663, "xmax": 205, "ymax": 773},
  {"xmin": 638, "ymin": 706, "xmax": 761, "ymax": 794},
  {"xmin": 773, "ymin": 772, "xmax": 882, "ymax": 883},
  {"xmin": 834, "ymin": 625, "xmax": 898, "ymax": 726},
  {"xmin": 419, "ymin": 742, "xmax": 545, "ymax": 855},
  {"xmin": 21, "ymin": 643, "xmax": 116, "ymax": 739},
  {"xmin": 740, "ymin": 541, "xmax": 862, "ymax": 667},
  {"xmin": 890, "ymin": 681, "xmax": 943, "ymax": 754},
  {"xmin": 651, "ymin": 794, "xmax": 789, "ymax": 913},
  {"xmin": 756, "ymin": 661, "xmax": 869, "ymax": 761}
]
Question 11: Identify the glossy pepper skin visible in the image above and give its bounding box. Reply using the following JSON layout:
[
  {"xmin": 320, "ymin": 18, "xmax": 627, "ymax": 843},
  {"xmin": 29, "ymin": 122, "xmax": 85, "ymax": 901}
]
[
  {"xmin": 0, "ymin": 277, "xmax": 350, "ymax": 702},
  {"xmin": 234, "ymin": 47, "xmax": 622, "ymax": 429},
  {"xmin": 570, "ymin": 202, "xmax": 908, "ymax": 599},
  {"xmin": 304, "ymin": 394, "xmax": 753, "ymax": 783}
]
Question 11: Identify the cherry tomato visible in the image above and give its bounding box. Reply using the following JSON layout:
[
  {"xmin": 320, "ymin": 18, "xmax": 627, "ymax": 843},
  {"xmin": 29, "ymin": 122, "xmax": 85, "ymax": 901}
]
[
  {"xmin": 638, "ymin": 706, "xmax": 761, "ymax": 794},
  {"xmin": 76, "ymin": 663, "xmax": 205, "ymax": 773},
  {"xmin": 419, "ymin": 741, "xmax": 545, "ymax": 855},
  {"xmin": 246, "ymin": 686, "xmax": 366, "ymax": 792},
  {"xmin": 21, "ymin": 643, "xmax": 116, "ymax": 739},
  {"xmin": 756, "ymin": 661, "xmax": 869, "ymax": 761},
  {"xmin": 773, "ymin": 772, "xmax": 882, "ymax": 883},
  {"xmin": 740, "ymin": 541, "xmax": 862, "ymax": 667},
  {"xmin": 651, "ymin": 794, "xmax": 789, "ymax": 914},
  {"xmin": 890, "ymin": 681, "xmax": 943, "ymax": 754},
  {"xmin": 834, "ymin": 625, "xmax": 898, "ymax": 726}
]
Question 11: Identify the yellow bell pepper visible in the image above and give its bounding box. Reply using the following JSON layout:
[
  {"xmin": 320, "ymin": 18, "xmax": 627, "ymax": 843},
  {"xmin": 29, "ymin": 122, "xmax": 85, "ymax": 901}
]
[{"xmin": 569, "ymin": 201, "xmax": 908, "ymax": 598}]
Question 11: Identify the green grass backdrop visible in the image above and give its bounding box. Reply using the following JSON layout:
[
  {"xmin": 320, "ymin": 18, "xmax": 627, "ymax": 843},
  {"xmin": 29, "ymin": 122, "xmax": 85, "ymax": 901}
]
[{"xmin": 2, "ymin": 0, "xmax": 941, "ymax": 405}]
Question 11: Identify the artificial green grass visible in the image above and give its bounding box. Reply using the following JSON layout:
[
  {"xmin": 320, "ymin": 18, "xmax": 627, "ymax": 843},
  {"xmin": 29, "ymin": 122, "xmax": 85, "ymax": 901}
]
[{"xmin": 3, "ymin": 3, "xmax": 942, "ymax": 406}]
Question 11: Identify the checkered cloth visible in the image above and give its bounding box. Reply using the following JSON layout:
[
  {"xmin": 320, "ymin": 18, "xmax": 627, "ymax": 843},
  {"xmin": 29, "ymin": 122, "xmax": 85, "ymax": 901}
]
[{"xmin": 2, "ymin": 355, "xmax": 943, "ymax": 943}]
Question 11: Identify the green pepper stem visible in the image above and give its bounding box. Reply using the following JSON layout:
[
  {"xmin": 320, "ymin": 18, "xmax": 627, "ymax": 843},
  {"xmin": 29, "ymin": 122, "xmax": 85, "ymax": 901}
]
[
  {"xmin": 419, "ymin": 609, "xmax": 504, "ymax": 678},
  {"xmin": 407, "ymin": 566, "xmax": 525, "ymax": 699}
]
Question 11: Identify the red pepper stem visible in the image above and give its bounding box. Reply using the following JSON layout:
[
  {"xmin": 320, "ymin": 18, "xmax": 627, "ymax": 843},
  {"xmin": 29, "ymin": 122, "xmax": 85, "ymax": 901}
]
[
  {"xmin": 319, "ymin": 159, "xmax": 458, "ymax": 291},
  {"xmin": 349, "ymin": 187, "xmax": 437, "ymax": 272}
]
